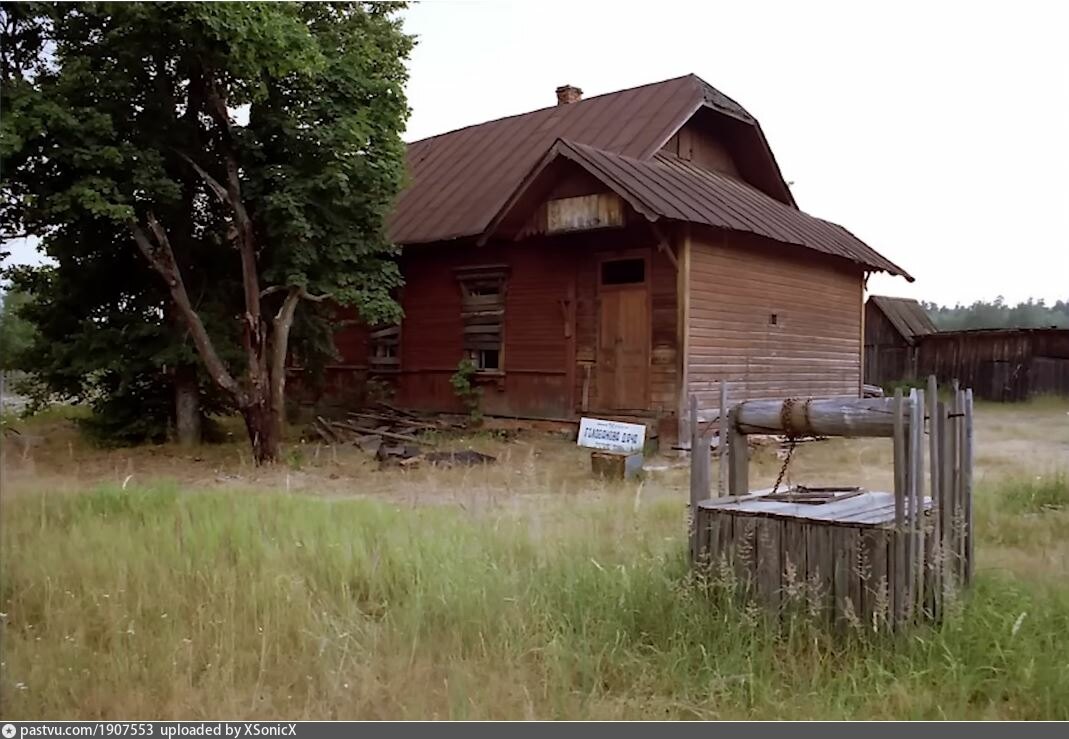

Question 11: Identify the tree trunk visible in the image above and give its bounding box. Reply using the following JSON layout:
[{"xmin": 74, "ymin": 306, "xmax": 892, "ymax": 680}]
[
  {"xmin": 241, "ymin": 394, "xmax": 280, "ymax": 465},
  {"xmin": 173, "ymin": 364, "xmax": 201, "ymax": 446}
]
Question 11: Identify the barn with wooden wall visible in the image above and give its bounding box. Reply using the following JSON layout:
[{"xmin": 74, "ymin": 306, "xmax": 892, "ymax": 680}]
[
  {"xmin": 300, "ymin": 74, "xmax": 912, "ymax": 445},
  {"xmin": 863, "ymin": 295, "xmax": 937, "ymax": 388},
  {"xmin": 915, "ymin": 328, "xmax": 1069, "ymax": 401}
]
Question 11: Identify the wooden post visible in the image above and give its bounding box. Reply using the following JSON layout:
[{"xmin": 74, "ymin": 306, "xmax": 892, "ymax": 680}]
[
  {"xmin": 892, "ymin": 388, "xmax": 906, "ymax": 626},
  {"xmin": 912, "ymin": 389, "xmax": 926, "ymax": 619},
  {"xmin": 727, "ymin": 408, "xmax": 748, "ymax": 497},
  {"xmin": 935, "ymin": 400, "xmax": 950, "ymax": 620},
  {"xmin": 949, "ymin": 388, "xmax": 963, "ymax": 581},
  {"xmin": 718, "ymin": 381, "xmax": 728, "ymax": 497},
  {"xmin": 963, "ymin": 388, "xmax": 974, "ymax": 585},
  {"xmin": 926, "ymin": 376, "xmax": 940, "ymax": 618},
  {"xmin": 689, "ymin": 394, "xmax": 709, "ymax": 563}
]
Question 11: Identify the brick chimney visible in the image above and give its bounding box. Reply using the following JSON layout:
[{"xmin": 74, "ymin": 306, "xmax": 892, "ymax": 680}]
[{"xmin": 555, "ymin": 84, "xmax": 583, "ymax": 105}]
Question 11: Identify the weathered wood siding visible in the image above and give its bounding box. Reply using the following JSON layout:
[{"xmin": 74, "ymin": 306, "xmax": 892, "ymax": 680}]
[
  {"xmin": 863, "ymin": 302, "xmax": 917, "ymax": 387},
  {"xmin": 686, "ymin": 228, "xmax": 864, "ymax": 420},
  {"xmin": 661, "ymin": 120, "xmax": 740, "ymax": 176},
  {"xmin": 390, "ymin": 241, "xmax": 574, "ymax": 417},
  {"xmin": 916, "ymin": 329, "xmax": 1069, "ymax": 401}
]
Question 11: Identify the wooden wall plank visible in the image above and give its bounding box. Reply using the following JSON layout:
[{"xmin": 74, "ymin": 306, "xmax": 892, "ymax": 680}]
[{"xmin": 686, "ymin": 229, "xmax": 864, "ymax": 414}]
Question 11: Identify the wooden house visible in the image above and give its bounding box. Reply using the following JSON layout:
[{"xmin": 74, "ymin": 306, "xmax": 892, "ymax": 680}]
[
  {"xmin": 316, "ymin": 75, "xmax": 912, "ymax": 444},
  {"xmin": 863, "ymin": 295, "xmax": 937, "ymax": 387}
]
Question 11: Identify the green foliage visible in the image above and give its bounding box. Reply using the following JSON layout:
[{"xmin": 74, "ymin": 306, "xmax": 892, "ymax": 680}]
[
  {"xmin": 0, "ymin": 287, "xmax": 36, "ymax": 370},
  {"xmin": 1, "ymin": 2, "xmax": 413, "ymax": 449},
  {"xmin": 3, "ymin": 259, "xmax": 238, "ymax": 444},
  {"xmin": 450, "ymin": 357, "xmax": 483, "ymax": 422},
  {"xmin": 922, "ymin": 297, "xmax": 1069, "ymax": 331}
]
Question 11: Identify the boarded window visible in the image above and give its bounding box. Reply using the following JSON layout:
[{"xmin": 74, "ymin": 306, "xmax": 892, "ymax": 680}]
[
  {"xmin": 456, "ymin": 264, "xmax": 508, "ymax": 372},
  {"xmin": 368, "ymin": 324, "xmax": 400, "ymax": 372}
]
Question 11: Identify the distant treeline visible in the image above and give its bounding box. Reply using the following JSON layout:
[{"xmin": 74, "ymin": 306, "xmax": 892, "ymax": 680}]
[{"xmin": 921, "ymin": 298, "xmax": 1069, "ymax": 331}]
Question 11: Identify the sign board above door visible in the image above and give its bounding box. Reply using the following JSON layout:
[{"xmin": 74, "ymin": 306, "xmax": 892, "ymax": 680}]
[{"xmin": 577, "ymin": 417, "xmax": 646, "ymax": 453}]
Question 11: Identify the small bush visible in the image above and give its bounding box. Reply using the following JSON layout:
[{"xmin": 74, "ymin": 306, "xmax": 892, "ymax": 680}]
[{"xmin": 450, "ymin": 357, "xmax": 483, "ymax": 423}]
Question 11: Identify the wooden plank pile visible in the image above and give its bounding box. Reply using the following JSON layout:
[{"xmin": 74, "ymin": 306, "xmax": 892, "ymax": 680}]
[{"xmin": 308, "ymin": 403, "xmax": 495, "ymax": 468}]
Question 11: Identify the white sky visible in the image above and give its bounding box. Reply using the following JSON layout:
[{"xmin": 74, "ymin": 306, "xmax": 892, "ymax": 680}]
[
  {"xmin": 402, "ymin": 0, "xmax": 1069, "ymax": 305},
  {"xmin": 5, "ymin": 0, "xmax": 1067, "ymax": 306}
]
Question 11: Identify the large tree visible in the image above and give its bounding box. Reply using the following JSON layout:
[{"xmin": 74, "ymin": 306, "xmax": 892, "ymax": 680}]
[{"xmin": 2, "ymin": 2, "xmax": 412, "ymax": 462}]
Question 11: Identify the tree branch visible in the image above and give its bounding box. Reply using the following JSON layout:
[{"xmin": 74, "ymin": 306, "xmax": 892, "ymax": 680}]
[
  {"xmin": 260, "ymin": 285, "xmax": 288, "ymax": 298},
  {"xmin": 173, "ymin": 149, "xmax": 230, "ymax": 206},
  {"xmin": 269, "ymin": 286, "xmax": 303, "ymax": 429},
  {"xmin": 129, "ymin": 217, "xmax": 245, "ymax": 404}
]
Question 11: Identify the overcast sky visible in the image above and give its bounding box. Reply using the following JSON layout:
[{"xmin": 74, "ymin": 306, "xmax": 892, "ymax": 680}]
[
  {"xmin": 401, "ymin": 0, "xmax": 1069, "ymax": 305},
  {"xmin": 5, "ymin": 0, "xmax": 1067, "ymax": 306}
]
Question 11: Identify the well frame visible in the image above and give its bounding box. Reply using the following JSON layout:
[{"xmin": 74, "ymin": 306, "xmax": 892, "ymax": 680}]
[{"xmin": 689, "ymin": 377, "xmax": 974, "ymax": 629}]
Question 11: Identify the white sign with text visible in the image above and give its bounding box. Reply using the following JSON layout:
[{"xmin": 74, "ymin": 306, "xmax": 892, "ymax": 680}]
[{"xmin": 577, "ymin": 417, "xmax": 646, "ymax": 452}]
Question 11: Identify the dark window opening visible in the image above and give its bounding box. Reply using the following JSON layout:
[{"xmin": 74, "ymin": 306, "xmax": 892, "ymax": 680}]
[
  {"xmin": 467, "ymin": 282, "xmax": 501, "ymax": 297},
  {"xmin": 472, "ymin": 348, "xmax": 500, "ymax": 371},
  {"xmin": 601, "ymin": 258, "xmax": 645, "ymax": 285},
  {"xmin": 770, "ymin": 313, "xmax": 778, "ymax": 326},
  {"xmin": 369, "ymin": 324, "xmax": 400, "ymax": 371}
]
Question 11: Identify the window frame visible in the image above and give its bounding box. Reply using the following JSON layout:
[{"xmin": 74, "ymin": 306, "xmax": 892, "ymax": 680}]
[{"xmin": 455, "ymin": 264, "xmax": 509, "ymax": 376}]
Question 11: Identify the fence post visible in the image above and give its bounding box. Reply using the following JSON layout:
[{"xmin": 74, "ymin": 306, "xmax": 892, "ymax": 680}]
[
  {"xmin": 718, "ymin": 381, "xmax": 728, "ymax": 497},
  {"xmin": 688, "ymin": 394, "xmax": 710, "ymax": 563}
]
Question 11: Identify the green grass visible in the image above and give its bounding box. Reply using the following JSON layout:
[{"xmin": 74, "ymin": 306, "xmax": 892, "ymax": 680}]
[
  {"xmin": 995, "ymin": 473, "xmax": 1069, "ymax": 514},
  {"xmin": 3, "ymin": 484, "xmax": 1068, "ymax": 719}
]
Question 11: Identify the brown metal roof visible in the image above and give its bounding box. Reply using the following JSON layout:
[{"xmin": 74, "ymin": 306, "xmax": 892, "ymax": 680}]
[
  {"xmin": 389, "ymin": 74, "xmax": 794, "ymax": 245},
  {"xmin": 485, "ymin": 139, "xmax": 911, "ymax": 278},
  {"xmin": 868, "ymin": 295, "xmax": 937, "ymax": 341}
]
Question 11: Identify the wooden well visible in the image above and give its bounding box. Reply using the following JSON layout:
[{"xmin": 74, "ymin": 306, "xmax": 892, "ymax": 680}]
[
  {"xmin": 689, "ymin": 377, "xmax": 974, "ymax": 630},
  {"xmin": 696, "ymin": 489, "xmax": 934, "ymax": 627}
]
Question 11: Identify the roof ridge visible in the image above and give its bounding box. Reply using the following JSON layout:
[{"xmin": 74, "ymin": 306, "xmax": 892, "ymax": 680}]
[{"xmin": 406, "ymin": 74, "xmax": 698, "ymax": 147}]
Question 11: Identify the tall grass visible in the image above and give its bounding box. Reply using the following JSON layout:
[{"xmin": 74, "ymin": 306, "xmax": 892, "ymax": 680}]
[{"xmin": 3, "ymin": 484, "xmax": 1068, "ymax": 719}]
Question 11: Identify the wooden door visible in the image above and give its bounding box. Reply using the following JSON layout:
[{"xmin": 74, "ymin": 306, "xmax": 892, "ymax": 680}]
[{"xmin": 598, "ymin": 284, "xmax": 650, "ymax": 410}]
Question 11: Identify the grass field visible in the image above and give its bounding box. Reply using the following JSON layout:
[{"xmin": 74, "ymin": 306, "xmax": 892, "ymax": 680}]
[{"xmin": 2, "ymin": 399, "xmax": 1068, "ymax": 719}]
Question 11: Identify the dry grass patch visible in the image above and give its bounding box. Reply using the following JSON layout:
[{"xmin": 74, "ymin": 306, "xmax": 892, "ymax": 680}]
[{"xmin": 1, "ymin": 397, "xmax": 1068, "ymax": 718}]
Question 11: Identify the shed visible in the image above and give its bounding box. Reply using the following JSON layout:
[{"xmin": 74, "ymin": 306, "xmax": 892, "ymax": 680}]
[{"xmin": 863, "ymin": 295, "xmax": 937, "ymax": 388}]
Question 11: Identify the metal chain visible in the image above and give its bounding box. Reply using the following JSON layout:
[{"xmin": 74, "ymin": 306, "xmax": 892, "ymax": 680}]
[
  {"xmin": 770, "ymin": 397, "xmax": 813, "ymax": 497},
  {"xmin": 770, "ymin": 437, "xmax": 796, "ymax": 496}
]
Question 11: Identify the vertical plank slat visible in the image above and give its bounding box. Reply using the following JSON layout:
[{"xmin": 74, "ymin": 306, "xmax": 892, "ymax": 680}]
[
  {"xmin": 734, "ymin": 516, "xmax": 757, "ymax": 598},
  {"xmin": 892, "ymin": 388, "xmax": 906, "ymax": 626},
  {"xmin": 927, "ymin": 377, "xmax": 941, "ymax": 620},
  {"xmin": 963, "ymin": 389, "xmax": 975, "ymax": 585},
  {"xmin": 861, "ymin": 528, "xmax": 889, "ymax": 632},
  {"xmin": 784, "ymin": 520, "xmax": 806, "ymax": 601},
  {"xmin": 718, "ymin": 380, "xmax": 728, "ymax": 497},
  {"xmin": 805, "ymin": 524, "xmax": 831, "ymax": 626},
  {"xmin": 719, "ymin": 511, "xmax": 734, "ymax": 577},
  {"xmin": 833, "ymin": 527, "xmax": 858, "ymax": 629},
  {"xmin": 911, "ymin": 389, "xmax": 926, "ymax": 620},
  {"xmin": 689, "ymin": 395, "xmax": 708, "ymax": 563},
  {"xmin": 755, "ymin": 518, "xmax": 781, "ymax": 613},
  {"xmin": 957, "ymin": 387, "xmax": 966, "ymax": 586},
  {"xmin": 936, "ymin": 401, "xmax": 951, "ymax": 620},
  {"xmin": 727, "ymin": 408, "xmax": 748, "ymax": 497},
  {"xmin": 705, "ymin": 509, "xmax": 720, "ymax": 571}
]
